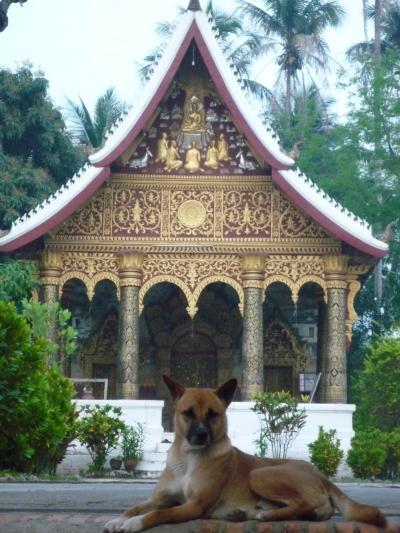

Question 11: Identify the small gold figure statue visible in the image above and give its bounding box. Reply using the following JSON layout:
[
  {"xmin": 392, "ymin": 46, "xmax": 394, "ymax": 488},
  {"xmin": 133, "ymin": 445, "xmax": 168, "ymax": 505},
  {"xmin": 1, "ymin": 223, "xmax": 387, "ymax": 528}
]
[
  {"xmin": 217, "ymin": 133, "xmax": 230, "ymax": 161},
  {"xmin": 204, "ymin": 140, "xmax": 220, "ymax": 169},
  {"xmin": 155, "ymin": 132, "xmax": 168, "ymax": 163},
  {"xmin": 164, "ymin": 140, "xmax": 183, "ymax": 173},
  {"xmin": 184, "ymin": 140, "xmax": 204, "ymax": 173}
]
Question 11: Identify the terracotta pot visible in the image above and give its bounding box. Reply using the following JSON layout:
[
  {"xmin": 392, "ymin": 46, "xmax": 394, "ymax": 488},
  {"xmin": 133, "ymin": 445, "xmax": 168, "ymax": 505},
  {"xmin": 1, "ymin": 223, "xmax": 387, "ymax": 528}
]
[
  {"xmin": 123, "ymin": 458, "xmax": 139, "ymax": 472},
  {"xmin": 110, "ymin": 458, "xmax": 122, "ymax": 471}
]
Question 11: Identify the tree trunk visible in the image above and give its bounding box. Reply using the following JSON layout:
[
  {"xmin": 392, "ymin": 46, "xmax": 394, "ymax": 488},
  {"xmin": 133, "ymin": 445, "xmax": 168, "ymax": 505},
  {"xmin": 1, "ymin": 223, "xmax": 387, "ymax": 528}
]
[
  {"xmin": 285, "ymin": 70, "xmax": 291, "ymax": 116},
  {"xmin": 362, "ymin": 0, "xmax": 369, "ymax": 41},
  {"xmin": 375, "ymin": 0, "xmax": 382, "ymax": 61}
]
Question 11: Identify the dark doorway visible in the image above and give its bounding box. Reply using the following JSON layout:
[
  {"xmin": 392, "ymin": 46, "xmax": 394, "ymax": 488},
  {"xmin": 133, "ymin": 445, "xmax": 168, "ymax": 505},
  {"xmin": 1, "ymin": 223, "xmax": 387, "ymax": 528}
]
[{"xmin": 171, "ymin": 332, "xmax": 217, "ymax": 388}]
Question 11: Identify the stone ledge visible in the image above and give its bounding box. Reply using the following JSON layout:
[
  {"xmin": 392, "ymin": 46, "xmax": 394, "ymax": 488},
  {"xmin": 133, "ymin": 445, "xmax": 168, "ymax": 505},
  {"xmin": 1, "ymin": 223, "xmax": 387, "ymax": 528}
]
[{"xmin": 141, "ymin": 520, "xmax": 400, "ymax": 533}]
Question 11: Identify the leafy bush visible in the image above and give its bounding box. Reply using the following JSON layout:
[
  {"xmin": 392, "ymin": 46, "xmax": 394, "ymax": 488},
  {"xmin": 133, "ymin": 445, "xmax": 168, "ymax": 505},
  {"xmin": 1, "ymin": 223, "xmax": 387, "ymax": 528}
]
[
  {"xmin": 0, "ymin": 301, "xmax": 78, "ymax": 474},
  {"xmin": 0, "ymin": 259, "xmax": 40, "ymax": 308},
  {"xmin": 347, "ymin": 430, "xmax": 387, "ymax": 479},
  {"xmin": 353, "ymin": 338, "xmax": 400, "ymax": 431},
  {"xmin": 77, "ymin": 405, "xmax": 126, "ymax": 473},
  {"xmin": 21, "ymin": 299, "xmax": 77, "ymax": 366},
  {"xmin": 308, "ymin": 426, "xmax": 344, "ymax": 477},
  {"xmin": 381, "ymin": 429, "xmax": 400, "ymax": 480},
  {"xmin": 252, "ymin": 391, "xmax": 307, "ymax": 458},
  {"xmin": 121, "ymin": 423, "xmax": 145, "ymax": 461}
]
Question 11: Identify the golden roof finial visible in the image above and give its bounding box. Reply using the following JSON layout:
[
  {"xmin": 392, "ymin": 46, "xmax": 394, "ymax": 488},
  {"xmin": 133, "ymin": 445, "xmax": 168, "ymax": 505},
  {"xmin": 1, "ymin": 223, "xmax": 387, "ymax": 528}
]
[{"xmin": 187, "ymin": 0, "xmax": 202, "ymax": 11}]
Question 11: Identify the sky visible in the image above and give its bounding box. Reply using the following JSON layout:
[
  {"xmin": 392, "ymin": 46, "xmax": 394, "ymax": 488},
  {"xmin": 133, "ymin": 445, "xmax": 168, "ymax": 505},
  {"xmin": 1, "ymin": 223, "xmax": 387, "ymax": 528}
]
[{"xmin": 0, "ymin": 0, "xmax": 370, "ymax": 117}]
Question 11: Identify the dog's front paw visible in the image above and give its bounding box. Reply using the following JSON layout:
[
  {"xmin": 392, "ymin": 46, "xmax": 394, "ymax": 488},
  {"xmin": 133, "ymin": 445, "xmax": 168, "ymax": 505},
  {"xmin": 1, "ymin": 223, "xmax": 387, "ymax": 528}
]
[
  {"xmin": 119, "ymin": 516, "xmax": 144, "ymax": 532},
  {"xmin": 104, "ymin": 516, "xmax": 127, "ymax": 532}
]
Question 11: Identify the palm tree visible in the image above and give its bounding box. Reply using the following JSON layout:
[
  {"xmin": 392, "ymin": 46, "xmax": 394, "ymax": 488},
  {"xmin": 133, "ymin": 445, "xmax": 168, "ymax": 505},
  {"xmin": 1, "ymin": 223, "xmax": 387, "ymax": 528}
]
[
  {"xmin": 64, "ymin": 87, "xmax": 127, "ymax": 153},
  {"xmin": 347, "ymin": 1, "xmax": 400, "ymax": 63},
  {"xmin": 238, "ymin": 0, "xmax": 345, "ymax": 114},
  {"xmin": 138, "ymin": 1, "xmax": 274, "ymax": 103}
]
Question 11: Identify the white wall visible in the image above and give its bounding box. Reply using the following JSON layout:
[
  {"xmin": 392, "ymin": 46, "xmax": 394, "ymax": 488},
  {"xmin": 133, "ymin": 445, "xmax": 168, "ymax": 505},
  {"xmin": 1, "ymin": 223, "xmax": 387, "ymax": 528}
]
[{"xmin": 58, "ymin": 400, "xmax": 355, "ymax": 477}]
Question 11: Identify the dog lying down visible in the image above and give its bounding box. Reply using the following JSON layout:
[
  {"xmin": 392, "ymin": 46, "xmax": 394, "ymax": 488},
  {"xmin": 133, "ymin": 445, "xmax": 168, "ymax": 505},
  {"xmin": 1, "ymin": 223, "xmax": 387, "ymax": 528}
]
[{"xmin": 104, "ymin": 376, "xmax": 387, "ymax": 532}]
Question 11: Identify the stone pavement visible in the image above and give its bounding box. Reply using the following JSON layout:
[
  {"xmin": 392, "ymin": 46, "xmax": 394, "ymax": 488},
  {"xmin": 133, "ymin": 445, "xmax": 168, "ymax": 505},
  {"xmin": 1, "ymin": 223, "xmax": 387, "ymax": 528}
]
[{"xmin": 0, "ymin": 482, "xmax": 399, "ymax": 533}]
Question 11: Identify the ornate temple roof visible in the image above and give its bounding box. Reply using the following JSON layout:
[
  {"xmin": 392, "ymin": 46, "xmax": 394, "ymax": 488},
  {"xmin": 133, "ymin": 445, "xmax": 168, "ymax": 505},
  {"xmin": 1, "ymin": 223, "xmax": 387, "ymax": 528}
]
[{"xmin": 0, "ymin": 5, "xmax": 388, "ymax": 257}]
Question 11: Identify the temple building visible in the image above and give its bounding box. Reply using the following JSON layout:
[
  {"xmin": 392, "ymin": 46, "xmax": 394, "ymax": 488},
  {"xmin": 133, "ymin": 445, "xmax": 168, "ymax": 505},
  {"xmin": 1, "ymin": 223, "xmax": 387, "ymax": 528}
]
[{"xmin": 0, "ymin": 1, "xmax": 388, "ymax": 421}]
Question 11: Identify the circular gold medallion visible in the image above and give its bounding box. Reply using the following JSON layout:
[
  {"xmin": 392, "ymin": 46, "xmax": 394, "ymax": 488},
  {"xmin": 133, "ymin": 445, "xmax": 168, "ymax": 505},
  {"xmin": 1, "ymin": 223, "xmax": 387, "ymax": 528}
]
[{"xmin": 177, "ymin": 200, "xmax": 207, "ymax": 228}]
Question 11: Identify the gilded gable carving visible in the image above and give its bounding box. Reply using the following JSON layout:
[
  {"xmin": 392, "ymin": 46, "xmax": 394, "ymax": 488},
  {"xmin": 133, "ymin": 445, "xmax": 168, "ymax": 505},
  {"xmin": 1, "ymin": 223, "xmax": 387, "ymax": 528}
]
[
  {"xmin": 112, "ymin": 186, "xmax": 161, "ymax": 236},
  {"xmin": 56, "ymin": 193, "xmax": 105, "ymax": 237},
  {"xmin": 51, "ymin": 177, "xmax": 337, "ymax": 252}
]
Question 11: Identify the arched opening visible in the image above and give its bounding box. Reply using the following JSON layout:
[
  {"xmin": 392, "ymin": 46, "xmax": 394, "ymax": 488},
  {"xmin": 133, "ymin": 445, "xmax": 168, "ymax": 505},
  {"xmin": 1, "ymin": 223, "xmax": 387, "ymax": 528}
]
[
  {"xmin": 61, "ymin": 278, "xmax": 119, "ymax": 398},
  {"xmin": 263, "ymin": 281, "xmax": 324, "ymax": 397},
  {"xmin": 60, "ymin": 278, "xmax": 89, "ymax": 378},
  {"xmin": 139, "ymin": 280, "xmax": 242, "ymax": 428}
]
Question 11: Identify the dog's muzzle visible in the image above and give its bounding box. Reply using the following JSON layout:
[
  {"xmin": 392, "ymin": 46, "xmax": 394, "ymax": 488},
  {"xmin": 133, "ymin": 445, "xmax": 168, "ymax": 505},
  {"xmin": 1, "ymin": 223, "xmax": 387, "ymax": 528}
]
[{"xmin": 187, "ymin": 421, "xmax": 212, "ymax": 447}]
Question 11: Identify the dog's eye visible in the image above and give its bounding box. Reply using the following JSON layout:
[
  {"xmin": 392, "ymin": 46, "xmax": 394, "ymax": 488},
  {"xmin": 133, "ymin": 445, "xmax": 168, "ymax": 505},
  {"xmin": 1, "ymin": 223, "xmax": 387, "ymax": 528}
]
[
  {"xmin": 182, "ymin": 408, "xmax": 195, "ymax": 420},
  {"xmin": 207, "ymin": 409, "xmax": 219, "ymax": 420}
]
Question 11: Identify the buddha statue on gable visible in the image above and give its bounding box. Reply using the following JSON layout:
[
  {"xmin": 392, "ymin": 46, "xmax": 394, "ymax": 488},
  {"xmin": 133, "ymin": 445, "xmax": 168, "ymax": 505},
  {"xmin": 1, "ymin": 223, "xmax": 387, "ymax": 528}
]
[{"xmin": 178, "ymin": 94, "xmax": 208, "ymax": 150}]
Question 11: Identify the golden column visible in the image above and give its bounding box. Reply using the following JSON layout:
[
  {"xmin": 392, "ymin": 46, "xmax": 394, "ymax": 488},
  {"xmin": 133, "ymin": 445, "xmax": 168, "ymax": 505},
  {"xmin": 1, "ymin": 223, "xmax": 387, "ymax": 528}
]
[
  {"xmin": 241, "ymin": 255, "xmax": 265, "ymax": 400},
  {"xmin": 320, "ymin": 255, "xmax": 348, "ymax": 403},
  {"xmin": 117, "ymin": 252, "xmax": 144, "ymax": 399},
  {"xmin": 39, "ymin": 250, "xmax": 62, "ymax": 348}
]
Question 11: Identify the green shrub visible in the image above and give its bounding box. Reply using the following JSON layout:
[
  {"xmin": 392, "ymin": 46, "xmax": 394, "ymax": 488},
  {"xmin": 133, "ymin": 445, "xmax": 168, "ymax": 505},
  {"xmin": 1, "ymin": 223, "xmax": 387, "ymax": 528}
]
[
  {"xmin": 0, "ymin": 259, "xmax": 40, "ymax": 309},
  {"xmin": 381, "ymin": 428, "xmax": 400, "ymax": 480},
  {"xmin": 308, "ymin": 426, "xmax": 344, "ymax": 477},
  {"xmin": 353, "ymin": 338, "xmax": 400, "ymax": 431},
  {"xmin": 252, "ymin": 391, "xmax": 307, "ymax": 458},
  {"xmin": 121, "ymin": 423, "xmax": 145, "ymax": 461},
  {"xmin": 0, "ymin": 301, "xmax": 78, "ymax": 474},
  {"xmin": 77, "ymin": 404, "xmax": 126, "ymax": 473},
  {"xmin": 347, "ymin": 429, "xmax": 387, "ymax": 479}
]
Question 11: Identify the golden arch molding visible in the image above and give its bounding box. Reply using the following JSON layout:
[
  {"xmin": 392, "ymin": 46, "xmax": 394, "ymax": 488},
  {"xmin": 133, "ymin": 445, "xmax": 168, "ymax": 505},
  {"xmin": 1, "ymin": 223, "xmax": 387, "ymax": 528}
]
[
  {"xmin": 59, "ymin": 272, "xmax": 120, "ymax": 300},
  {"xmin": 191, "ymin": 275, "xmax": 244, "ymax": 316},
  {"xmin": 139, "ymin": 274, "xmax": 244, "ymax": 320}
]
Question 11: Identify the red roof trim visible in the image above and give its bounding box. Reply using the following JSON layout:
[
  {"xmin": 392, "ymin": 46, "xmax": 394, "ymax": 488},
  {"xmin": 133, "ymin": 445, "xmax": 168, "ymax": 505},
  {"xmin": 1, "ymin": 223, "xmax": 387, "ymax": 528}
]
[
  {"xmin": 92, "ymin": 20, "xmax": 290, "ymax": 170},
  {"xmin": 0, "ymin": 167, "xmax": 111, "ymax": 252},
  {"xmin": 271, "ymin": 169, "xmax": 386, "ymax": 258}
]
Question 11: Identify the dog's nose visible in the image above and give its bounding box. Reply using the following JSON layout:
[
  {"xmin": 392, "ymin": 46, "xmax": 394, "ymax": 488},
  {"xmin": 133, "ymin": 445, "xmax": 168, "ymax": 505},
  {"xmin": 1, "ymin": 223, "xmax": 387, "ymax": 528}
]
[
  {"xmin": 194, "ymin": 426, "xmax": 208, "ymax": 443},
  {"xmin": 188, "ymin": 423, "xmax": 211, "ymax": 446}
]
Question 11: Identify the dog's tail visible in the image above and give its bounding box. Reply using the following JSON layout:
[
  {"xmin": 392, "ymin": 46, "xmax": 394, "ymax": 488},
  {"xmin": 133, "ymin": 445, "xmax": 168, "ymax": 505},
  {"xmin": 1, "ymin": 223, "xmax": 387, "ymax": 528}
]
[{"xmin": 327, "ymin": 480, "xmax": 386, "ymax": 527}]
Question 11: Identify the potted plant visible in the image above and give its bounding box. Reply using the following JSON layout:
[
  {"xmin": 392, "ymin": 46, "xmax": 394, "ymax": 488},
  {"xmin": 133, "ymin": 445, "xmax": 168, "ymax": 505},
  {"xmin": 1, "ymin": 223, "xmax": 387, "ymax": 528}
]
[
  {"xmin": 121, "ymin": 423, "xmax": 145, "ymax": 472},
  {"xmin": 109, "ymin": 455, "xmax": 123, "ymax": 471}
]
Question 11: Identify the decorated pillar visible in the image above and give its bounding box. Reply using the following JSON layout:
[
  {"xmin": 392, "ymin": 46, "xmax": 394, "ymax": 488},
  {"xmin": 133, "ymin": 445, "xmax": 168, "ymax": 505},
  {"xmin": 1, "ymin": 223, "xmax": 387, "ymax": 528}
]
[
  {"xmin": 117, "ymin": 252, "xmax": 144, "ymax": 399},
  {"xmin": 346, "ymin": 265, "xmax": 370, "ymax": 349},
  {"xmin": 241, "ymin": 255, "xmax": 265, "ymax": 400},
  {"xmin": 39, "ymin": 250, "xmax": 62, "ymax": 357},
  {"xmin": 320, "ymin": 255, "xmax": 348, "ymax": 403}
]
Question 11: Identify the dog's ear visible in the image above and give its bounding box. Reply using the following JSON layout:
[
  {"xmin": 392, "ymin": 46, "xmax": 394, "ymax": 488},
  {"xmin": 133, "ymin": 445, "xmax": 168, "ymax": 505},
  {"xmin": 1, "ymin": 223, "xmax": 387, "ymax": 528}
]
[
  {"xmin": 163, "ymin": 374, "xmax": 186, "ymax": 402},
  {"xmin": 215, "ymin": 378, "xmax": 237, "ymax": 406}
]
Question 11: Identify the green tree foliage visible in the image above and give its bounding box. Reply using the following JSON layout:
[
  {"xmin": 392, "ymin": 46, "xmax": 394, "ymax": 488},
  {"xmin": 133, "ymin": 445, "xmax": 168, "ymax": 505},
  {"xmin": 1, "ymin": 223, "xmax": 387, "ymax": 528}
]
[
  {"xmin": 0, "ymin": 65, "xmax": 81, "ymax": 227},
  {"xmin": 239, "ymin": 0, "xmax": 344, "ymax": 113},
  {"xmin": 77, "ymin": 405, "xmax": 126, "ymax": 473},
  {"xmin": 308, "ymin": 426, "xmax": 344, "ymax": 477},
  {"xmin": 64, "ymin": 87, "xmax": 127, "ymax": 150},
  {"xmin": 0, "ymin": 259, "xmax": 39, "ymax": 309},
  {"xmin": 0, "ymin": 301, "xmax": 78, "ymax": 474},
  {"xmin": 353, "ymin": 338, "xmax": 400, "ymax": 431},
  {"xmin": 21, "ymin": 299, "xmax": 77, "ymax": 366}
]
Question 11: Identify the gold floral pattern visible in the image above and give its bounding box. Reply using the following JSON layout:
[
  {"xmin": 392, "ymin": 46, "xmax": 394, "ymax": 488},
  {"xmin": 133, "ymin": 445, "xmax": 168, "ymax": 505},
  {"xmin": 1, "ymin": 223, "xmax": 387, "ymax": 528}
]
[
  {"xmin": 113, "ymin": 187, "xmax": 161, "ymax": 236},
  {"xmin": 224, "ymin": 190, "xmax": 271, "ymax": 237}
]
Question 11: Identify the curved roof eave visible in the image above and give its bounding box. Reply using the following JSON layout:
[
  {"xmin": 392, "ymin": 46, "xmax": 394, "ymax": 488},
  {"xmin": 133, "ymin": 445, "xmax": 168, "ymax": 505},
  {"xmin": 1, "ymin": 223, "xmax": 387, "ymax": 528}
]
[
  {"xmin": 0, "ymin": 165, "xmax": 110, "ymax": 253},
  {"xmin": 89, "ymin": 11, "xmax": 293, "ymax": 169},
  {"xmin": 273, "ymin": 169, "xmax": 388, "ymax": 258}
]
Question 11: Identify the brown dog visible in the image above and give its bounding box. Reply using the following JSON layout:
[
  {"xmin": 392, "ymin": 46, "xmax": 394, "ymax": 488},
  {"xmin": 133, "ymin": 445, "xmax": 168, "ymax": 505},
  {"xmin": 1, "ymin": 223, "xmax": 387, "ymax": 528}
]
[{"xmin": 104, "ymin": 376, "xmax": 386, "ymax": 532}]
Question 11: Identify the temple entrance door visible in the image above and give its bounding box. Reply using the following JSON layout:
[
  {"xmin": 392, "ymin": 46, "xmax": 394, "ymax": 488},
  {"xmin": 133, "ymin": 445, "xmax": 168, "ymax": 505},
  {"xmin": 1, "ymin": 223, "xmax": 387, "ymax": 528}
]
[
  {"xmin": 171, "ymin": 333, "xmax": 217, "ymax": 388},
  {"xmin": 264, "ymin": 365, "xmax": 293, "ymax": 393}
]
